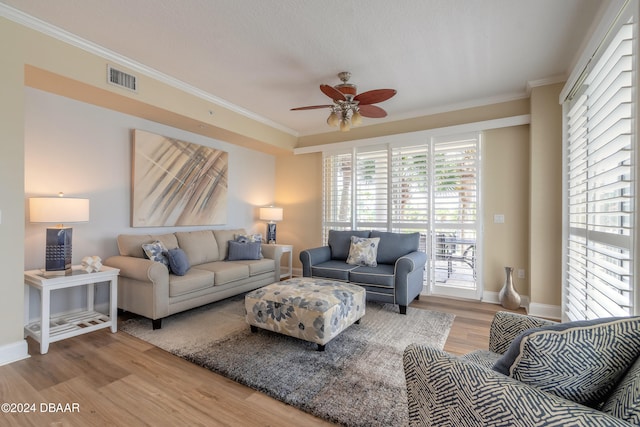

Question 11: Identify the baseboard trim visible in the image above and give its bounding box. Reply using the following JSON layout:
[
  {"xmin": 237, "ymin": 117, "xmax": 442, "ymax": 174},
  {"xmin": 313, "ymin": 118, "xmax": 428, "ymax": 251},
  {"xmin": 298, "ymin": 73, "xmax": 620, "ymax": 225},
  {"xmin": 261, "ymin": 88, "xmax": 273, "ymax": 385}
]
[
  {"xmin": 481, "ymin": 291, "xmax": 530, "ymax": 311},
  {"xmin": 528, "ymin": 302, "xmax": 562, "ymax": 320},
  {"xmin": 0, "ymin": 339, "xmax": 30, "ymax": 366}
]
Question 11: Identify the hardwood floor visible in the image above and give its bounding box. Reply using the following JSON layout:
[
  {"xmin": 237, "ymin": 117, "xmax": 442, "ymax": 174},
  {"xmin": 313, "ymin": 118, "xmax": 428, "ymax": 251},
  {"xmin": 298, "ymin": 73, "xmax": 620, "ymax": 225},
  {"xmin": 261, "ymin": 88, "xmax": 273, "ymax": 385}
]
[{"xmin": 0, "ymin": 296, "xmax": 523, "ymax": 426}]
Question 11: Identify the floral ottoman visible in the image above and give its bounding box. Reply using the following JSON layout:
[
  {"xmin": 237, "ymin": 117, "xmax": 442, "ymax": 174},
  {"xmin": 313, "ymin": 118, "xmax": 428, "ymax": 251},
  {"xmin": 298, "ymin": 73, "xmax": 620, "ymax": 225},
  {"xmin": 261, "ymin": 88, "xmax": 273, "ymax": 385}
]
[{"xmin": 244, "ymin": 278, "xmax": 366, "ymax": 351}]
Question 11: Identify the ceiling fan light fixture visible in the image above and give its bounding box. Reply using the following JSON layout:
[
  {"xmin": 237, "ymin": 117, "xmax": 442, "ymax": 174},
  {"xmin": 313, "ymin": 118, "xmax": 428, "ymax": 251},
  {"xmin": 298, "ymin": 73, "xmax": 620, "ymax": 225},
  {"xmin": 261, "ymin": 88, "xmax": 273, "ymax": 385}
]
[
  {"xmin": 351, "ymin": 109, "xmax": 363, "ymax": 127},
  {"xmin": 291, "ymin": 71, "xmax": 396, "ymax": 132},
  {"xmin": 339, "ymin": 118, "xmax": 351, "ymax": 132},
  {"xmin": 327, "ymin": 111, "xmax": 340, "ymax": 127}
]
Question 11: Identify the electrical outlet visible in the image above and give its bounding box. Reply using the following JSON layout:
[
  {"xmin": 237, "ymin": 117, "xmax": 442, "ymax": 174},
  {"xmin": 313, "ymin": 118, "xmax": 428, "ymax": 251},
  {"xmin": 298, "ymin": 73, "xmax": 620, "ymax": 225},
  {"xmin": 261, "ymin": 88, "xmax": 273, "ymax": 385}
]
[
  {"xmin": 518, "ymin": 269, "xmax": 525, "ymax": 279},
  {"xmin": 494, "ymin": 214, "xmax": 505, "ymax": 224}
]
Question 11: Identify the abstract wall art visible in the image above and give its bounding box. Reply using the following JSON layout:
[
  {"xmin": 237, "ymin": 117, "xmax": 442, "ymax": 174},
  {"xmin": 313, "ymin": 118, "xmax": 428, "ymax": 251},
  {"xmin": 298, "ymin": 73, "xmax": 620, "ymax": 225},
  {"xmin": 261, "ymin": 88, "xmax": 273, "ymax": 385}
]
[{"xmin": 132, "ymin": 129, "xmax": 228, "ymax": 227}]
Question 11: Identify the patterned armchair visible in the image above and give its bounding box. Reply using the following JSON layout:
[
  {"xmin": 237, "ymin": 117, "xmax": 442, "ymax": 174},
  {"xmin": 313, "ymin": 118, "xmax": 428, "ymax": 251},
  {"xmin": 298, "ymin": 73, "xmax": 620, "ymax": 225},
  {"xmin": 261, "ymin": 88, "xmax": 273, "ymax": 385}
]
[{"xmin": 403, "ymin": 311, "xmax": 640, "ymax": 426}]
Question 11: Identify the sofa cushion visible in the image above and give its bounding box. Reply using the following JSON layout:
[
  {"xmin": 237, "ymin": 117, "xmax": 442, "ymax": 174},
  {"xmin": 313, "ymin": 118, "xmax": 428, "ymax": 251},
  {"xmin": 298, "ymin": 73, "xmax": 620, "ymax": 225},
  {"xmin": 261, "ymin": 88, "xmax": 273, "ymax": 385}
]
[
  {"xmin": 197, "ymin": 261, "xmax": 250, "ymax": 286},
  {"xmin": 328, "ymin": 230, "xmax": 370, "ymax": 260},
  {"xmin": 213, "ymin": 228, "xmax": 246, "ymax": 261},
  {"xmin": 168, "ymin": 268, "xmax": 214, "ymax": 297},
  {"xmin": 227, "ymin": 241, "xmax": 262, "ymax": 260},
  {"xmin": 166, "ymin": 248, "xmax": 190, "ymax": 276},
  {"xmin": 492, "ymin": 316, "xmax": 640, "ymax": 407},
  {"xmin": 230, "ymin": 258, "xmax": 275, "ymax": 276},
  {"xmin": 349, "ymin": 264, "xmax": 395, "ymax": 287},
  {"xmin": 346, "ymin": 236, "xmax": 380, "ymax": 267},
  {"xmin": 117, "ymin": 234, "xmax": 152, "ymax": 258},
  {"xmin": 370, "ymin": 231, "xmax": 420, "ymax": 265},
  {"xmin": 311, "ymin": 260, "xmax": 359, "ymax": 281},
  {"xmin": 175, "ymin": 230, "xmax": 219, "ymax": 265},
  {"xmin": 150, "ymin": 233, "xmax": 179, "ymax": 251},
  {"xmin": 601, "ymin": 355, "xmax": 640, "ymax": 424},
  {"xmin": 142, "ymin": 240, "xmax": 169, "ymax": 266}
]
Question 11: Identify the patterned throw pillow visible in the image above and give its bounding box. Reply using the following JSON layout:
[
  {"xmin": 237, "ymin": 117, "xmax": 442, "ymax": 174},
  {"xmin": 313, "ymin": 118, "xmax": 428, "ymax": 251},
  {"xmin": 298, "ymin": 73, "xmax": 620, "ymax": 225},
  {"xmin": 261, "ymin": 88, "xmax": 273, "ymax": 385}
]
[
  {"xmin": 601, "ymin": 355, "xmax": 640, "ymax": 424},
  {"xmin": 346, "ymin": 236, "xmax": 380, "ymax": 267},
  {"xmin": 492, "ymin": 316, "xmax": 640, "ymax": 407},
  {"xmin": 142, "ymin": 240, "xmax": 169, "ymax": 266}
]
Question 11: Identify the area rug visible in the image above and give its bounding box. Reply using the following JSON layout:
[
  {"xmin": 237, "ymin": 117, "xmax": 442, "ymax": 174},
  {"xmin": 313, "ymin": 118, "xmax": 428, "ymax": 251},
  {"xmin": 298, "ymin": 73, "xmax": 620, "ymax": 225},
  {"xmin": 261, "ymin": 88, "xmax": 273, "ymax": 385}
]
[{"xmin": 121, "ymin": 295, "xmax": 455, "ymax": 426}]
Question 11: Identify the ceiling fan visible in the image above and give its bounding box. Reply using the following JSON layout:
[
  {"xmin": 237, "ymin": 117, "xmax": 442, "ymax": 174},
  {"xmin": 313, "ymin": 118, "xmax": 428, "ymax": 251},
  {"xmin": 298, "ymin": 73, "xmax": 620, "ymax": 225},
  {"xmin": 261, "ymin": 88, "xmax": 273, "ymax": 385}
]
[{"xmin": 291, "ymin": 71, "xmax": 397, "ymax": 132}]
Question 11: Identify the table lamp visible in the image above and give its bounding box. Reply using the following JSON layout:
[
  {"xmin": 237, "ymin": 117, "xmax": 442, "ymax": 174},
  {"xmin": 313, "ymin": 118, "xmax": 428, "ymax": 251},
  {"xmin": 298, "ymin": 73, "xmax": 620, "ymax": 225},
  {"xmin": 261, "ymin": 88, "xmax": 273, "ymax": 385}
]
[
  {"xmin": 29, "ymin": 193, "xmax": 90, "ymax": 276},
  {"xmin": 259, "ymin": 206, "xmax": 283, "ymax": 244}
]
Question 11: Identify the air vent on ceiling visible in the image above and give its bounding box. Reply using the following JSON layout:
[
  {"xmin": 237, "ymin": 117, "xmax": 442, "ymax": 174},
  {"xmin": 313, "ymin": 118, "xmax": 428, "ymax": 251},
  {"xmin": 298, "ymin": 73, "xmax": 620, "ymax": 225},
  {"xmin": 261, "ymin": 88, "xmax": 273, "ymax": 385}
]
[{"xmin": 107, "ymin": 65, "xmax": 137, "ymax": 92}]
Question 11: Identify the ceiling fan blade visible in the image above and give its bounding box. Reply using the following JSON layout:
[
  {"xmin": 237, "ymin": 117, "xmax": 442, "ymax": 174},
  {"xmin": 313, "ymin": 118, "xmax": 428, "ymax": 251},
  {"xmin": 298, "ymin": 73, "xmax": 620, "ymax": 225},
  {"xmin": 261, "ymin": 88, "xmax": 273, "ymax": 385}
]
[
  {"xmin": 290, "ymin": 105, "xmax": 333, "ymax": 111},
  {"xmin": 358, "ymin": 104, "xmax": 387, "ymax": 118},
  {"xmin": 354, "ymin": 89, "xmax": 397, "ymax": 105},
  {"xmin": 320, "ymin": 84, "xmax": 346, "ymax": 101}
]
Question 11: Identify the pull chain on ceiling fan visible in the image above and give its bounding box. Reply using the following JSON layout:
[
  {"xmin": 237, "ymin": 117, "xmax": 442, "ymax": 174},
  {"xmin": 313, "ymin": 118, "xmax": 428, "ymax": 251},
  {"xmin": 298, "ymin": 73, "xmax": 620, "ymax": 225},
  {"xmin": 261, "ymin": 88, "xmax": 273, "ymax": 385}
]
[{"xmin": 291, "ymin": 71, "xmax": 397, "ymax": 132}]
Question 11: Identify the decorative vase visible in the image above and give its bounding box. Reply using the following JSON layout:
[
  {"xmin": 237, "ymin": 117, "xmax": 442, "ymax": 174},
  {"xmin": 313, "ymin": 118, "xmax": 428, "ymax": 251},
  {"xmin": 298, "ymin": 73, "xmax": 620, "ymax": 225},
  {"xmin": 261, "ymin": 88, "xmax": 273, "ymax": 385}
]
[{"xmin": 499, "ymin": 266, "xmax": 521, "ymax": 310}]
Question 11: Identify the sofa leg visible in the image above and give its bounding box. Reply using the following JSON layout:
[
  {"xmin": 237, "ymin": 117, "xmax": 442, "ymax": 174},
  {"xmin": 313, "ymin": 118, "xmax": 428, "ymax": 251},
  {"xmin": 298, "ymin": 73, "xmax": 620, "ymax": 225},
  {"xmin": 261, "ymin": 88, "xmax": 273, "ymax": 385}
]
[
  {"xmin": 415, "ymin": 294, "xmax": 420, "ymax": 301},
  {"xmin": 317, "ymin": 344, "xmax": 325, "ymax": 352},
  {"xmin": 399, "ymin": 305, "xmax": 407, "ymax": 315},
  {"xmin": 152, "ymin": 319, "xmax": 162, "ymax": 330}
]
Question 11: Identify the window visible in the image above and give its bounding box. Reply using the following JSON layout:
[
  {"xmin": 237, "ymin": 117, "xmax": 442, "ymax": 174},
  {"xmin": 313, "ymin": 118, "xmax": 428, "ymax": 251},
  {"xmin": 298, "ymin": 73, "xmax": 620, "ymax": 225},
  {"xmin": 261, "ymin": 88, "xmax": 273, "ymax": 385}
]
[
  {"xmin": 562, "ymin": 4, "xmax": 636, "ymax": 320},
  {"xmin": 322, "ymin": 133, "xmax": 481, "ymax": 297}
]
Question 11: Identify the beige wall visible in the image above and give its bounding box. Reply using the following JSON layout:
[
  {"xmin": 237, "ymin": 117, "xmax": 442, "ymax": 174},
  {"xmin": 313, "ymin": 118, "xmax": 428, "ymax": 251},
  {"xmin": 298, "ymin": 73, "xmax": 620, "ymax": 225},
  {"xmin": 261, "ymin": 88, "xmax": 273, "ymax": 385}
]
[
  {"xmin": 529, "ymin": 83, "xmax": 564, "ymax": 308},
  {"xmin": 274, "ymin": 152, "xmax": 323, "ymax": 266},
  {"xmin": 482, "ymin": 126, "xmax": 530, "ymax": 295},
  {"xmin": 0, "ymin": 19, "xmax": 26, "ymax": 352}
]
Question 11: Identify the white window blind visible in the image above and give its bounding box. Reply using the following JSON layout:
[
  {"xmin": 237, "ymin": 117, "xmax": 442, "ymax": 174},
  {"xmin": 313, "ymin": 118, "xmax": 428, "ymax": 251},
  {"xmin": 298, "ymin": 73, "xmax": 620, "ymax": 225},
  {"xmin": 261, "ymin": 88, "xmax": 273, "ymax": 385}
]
[
  {"xmin": 355, "ymin": 147, "xmax": 388, "ymax": 229},
  {"xmin": 323, "ymin": 151, "xmax": 352, "ymax": 236},
  {"xmin": 564, "ymin": 15, "xmax": 635, "ymax": 320},
  {"xmin": 391, "ymin": 144, "xmax": 429, "ymax": 232}
]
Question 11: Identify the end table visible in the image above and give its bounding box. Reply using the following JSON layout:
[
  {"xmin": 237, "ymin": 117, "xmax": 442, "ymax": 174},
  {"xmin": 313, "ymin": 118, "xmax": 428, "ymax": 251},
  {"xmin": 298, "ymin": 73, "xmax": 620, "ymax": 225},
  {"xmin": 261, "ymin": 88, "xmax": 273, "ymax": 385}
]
[{"xmin": 24, "ymin": 265, "xmax": 119, "ymax": 354}]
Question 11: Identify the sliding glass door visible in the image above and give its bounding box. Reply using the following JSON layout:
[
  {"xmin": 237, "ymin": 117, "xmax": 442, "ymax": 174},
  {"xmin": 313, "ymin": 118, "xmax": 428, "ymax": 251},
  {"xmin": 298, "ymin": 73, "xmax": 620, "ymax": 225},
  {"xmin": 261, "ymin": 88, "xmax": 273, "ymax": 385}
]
[{"xmin": 322, "ymin": 132, "xmax": 482, "ymax": 299}]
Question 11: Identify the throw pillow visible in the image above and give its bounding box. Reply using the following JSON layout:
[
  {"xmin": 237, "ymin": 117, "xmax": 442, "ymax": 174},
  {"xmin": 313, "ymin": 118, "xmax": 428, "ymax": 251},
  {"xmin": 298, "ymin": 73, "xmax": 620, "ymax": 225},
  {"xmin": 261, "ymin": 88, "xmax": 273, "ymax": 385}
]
[
  {"xmin": 165, "ymin": 248, "xmax": 190, "ymax": 276},
  {"xmin": 227, "ymin": 241, "xmax": 262, "ymax": 261},
  {"xmin": 235, "ymin": 233, "xmax": 264, "ymax": 258},
  {"xmin": 492, "ymin": 316, "xmax": 640, "ymax": 407},
  {"xmin": 141, "ymin": 240, "xmax": 169, "ymax": 266},
  {"xmin": 601, "ymin": 355, "xmax": 640, "ymax": 424},
  {"xmin": 346, "ymin": 236, "xmax": 380, "ymax": 267}
]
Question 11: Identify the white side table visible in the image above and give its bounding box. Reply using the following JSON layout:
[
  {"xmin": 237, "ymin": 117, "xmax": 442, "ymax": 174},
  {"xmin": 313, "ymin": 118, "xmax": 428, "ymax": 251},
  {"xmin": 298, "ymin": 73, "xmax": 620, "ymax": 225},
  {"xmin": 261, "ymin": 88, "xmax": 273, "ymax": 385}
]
[
  {"xmin": 272, "ymin": 244, "xmax": 293, "ymax": 279},
  {"xmin": 24, "ymin": 265, "xmax": 119, "ymax": 354}
]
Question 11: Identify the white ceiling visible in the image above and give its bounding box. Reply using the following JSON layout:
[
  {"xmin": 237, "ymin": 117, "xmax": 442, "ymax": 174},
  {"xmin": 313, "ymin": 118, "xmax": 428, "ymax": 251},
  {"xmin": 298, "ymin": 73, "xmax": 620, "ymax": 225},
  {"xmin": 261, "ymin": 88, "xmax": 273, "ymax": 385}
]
[{"xmin": 2, "ymin": 0, "xmax": 605, "ymax": 137}]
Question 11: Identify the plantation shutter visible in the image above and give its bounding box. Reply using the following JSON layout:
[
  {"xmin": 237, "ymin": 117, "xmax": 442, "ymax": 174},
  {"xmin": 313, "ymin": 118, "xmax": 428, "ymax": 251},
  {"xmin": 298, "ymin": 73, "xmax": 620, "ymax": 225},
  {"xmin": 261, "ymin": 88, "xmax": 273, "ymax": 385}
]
[
  {"xmin": 432, "ymin": 137, "xmax": 479, "ymax": 227},
  {"xmin": 355, "ymin": 147, "xmax": 388, "ymax": 229},
  {"xmin": 322, "ymin": 151, "xmax": 352, "ymax": 237},
  {"xmin": 390, "ymin": 144, "xmax": 429, "ymax": 233},
  {"xmin": 563, "ymin": 15, "xmax": 635, "ymax": 320}
]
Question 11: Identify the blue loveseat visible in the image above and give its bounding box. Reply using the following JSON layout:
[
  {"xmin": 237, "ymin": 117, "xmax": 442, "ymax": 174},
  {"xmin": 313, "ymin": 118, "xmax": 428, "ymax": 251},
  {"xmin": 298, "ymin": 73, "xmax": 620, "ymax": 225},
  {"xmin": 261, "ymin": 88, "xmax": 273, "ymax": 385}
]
[{"xmin": 299, "ymin": 230, "xmax": 427, "ymax": 314}]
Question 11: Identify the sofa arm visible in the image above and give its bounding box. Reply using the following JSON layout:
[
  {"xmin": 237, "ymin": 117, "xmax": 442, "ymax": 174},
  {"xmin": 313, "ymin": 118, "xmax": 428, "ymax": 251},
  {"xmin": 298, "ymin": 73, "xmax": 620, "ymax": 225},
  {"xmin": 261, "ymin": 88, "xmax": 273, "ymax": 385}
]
[
  {"xmin": 403, "ymin": 344, "xmax": 633, "ymax": 427},
  {"xmin": 395, "ymin": 251, "xmax": 427, "ymax": 274},
  {"xmin": 104, "ymin": 255, "xmax": 170, "ymax": 320},
  {"xmin": 299, "ymin": 246, "xmax": 331, "ymax": 277},
  {"xmin": 260, "ymin": 244, "xmax": 285, "ymax": 281},
  {"xmin": 488, "ymin": 311, "xmax": 557, "ymax": 354},
  {"xmin": 104, "ymin": 255, "xmax": 168, "ymax": 284}
]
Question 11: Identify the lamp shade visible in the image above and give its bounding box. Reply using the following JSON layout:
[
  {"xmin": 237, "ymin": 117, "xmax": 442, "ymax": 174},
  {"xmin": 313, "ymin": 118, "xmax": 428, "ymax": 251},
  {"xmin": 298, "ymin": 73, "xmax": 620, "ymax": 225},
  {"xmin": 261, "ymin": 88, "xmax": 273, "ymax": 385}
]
[
  {"xmin": 29, "ymin": 197, "xmax": 90, "ymax": 223},
  {"xmin": 259, "ymin": 206, "xmax": 283, "ymax": 222}
]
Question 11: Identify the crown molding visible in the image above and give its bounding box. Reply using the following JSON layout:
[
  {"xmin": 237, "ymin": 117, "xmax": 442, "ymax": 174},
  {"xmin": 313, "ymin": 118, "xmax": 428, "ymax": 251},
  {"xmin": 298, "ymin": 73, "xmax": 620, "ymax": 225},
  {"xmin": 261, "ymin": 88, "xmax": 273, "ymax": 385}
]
[
  {"xmin": 0, "ymin": 3, "xmax": 298, "ymax": 137},
  {"xmin": 526, "ymin": 74, "xmax": 567, "ymax": 94}
]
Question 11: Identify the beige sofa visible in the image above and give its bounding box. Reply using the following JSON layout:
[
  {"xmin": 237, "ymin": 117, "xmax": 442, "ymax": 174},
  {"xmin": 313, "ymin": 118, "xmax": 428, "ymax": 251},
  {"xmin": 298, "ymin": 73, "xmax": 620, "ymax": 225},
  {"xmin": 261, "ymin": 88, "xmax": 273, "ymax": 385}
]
[{"xmin": 104, "ymin": 229, "xmax": 284, "ymax": 329}]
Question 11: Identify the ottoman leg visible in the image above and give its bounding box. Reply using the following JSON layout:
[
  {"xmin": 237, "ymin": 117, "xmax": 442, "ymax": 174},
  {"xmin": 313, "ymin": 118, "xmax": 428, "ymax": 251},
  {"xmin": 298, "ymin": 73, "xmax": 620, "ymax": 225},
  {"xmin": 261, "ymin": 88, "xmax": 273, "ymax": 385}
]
[
  {"xmin": 317, "ymin": 344, "xmax": 325, "ymax": 352},
  {"xmin": 250, "ymin": 325, "xmax": 258, "ymax": 333},
  {"xmin": 355, "ymin": 318, "xmax": 361, "ymax": 324}
]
